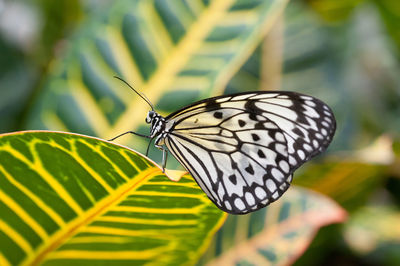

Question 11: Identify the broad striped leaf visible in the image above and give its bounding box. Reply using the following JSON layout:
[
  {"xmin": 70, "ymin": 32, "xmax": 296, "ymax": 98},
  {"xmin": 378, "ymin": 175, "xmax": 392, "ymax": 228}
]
[
  {"xmin": 0, "ymin": 131, "xmax": 226, "ymax": 266},
  {"xmin": 200, "ymin": 187, "xmax": 346, "ymax": 265},
  {"xmin": 25, "ymin": 0, "xmax": 290, "ymax": 165}
]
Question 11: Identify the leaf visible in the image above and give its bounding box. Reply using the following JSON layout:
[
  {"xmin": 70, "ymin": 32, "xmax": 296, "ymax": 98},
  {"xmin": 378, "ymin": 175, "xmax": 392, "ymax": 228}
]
[
  {"xmin": 293, "ymin": 161, "xmax": 386, "ymax": 211},
  {"xmin": 344, "ymin": 205, "xmax": 400, "ymax": 255},
  {"xmin": 200, "ymin": 187, "xmax": 346, "ymax": 265},
  {"xmin": 25, "ymin": 0, "xmax": 289, "ymax": 147},
  {"xmin": 0, "ymin": 131, "xmax": 226, "ymax": 266}
]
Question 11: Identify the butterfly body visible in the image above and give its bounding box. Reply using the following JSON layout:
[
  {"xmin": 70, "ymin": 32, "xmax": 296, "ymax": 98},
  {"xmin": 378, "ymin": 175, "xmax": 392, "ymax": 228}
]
[{"xmin": 141, "ymin": 91, "xmax": 336, "ymax": 214}]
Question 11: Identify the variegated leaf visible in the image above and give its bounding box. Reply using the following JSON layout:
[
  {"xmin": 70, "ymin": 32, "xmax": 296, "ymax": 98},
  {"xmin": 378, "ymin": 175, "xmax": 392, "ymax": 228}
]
[{"xmin": 0, "ymin": 131, "xmax": 226, "ymax": 266}]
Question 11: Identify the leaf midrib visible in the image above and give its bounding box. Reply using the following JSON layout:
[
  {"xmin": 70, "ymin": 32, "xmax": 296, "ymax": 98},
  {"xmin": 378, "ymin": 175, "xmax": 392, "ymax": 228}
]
[{"xmin": 27, "ymin": 167, "xmax": 161, "ymax": 266}]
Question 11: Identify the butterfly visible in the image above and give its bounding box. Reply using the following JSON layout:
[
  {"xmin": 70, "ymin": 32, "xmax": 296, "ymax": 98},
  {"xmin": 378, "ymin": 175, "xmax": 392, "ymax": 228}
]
[{"xmin": 110, "ymin": 77, "xmax": 336, "ymax": 214}]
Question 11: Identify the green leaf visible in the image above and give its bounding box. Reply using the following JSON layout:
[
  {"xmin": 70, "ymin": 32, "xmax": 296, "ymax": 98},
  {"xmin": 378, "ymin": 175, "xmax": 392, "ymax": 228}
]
[
  {"xmin": 25, "ymin": 0, "xmax": 289, "ymax": 147},
  {"xmin": 344, "ymin": 205, "xmax": 400, "ymax": 255},
  {"xmin": 200, "ymin": 187, "xmax": 346, "ymax": 265},
  {"xmin": 0, "ymin": 131, "xmax": 226, "ymax": 266},
  {"xmin": 293, "ymin": 161, "xmax": 386, "ymax": 211}
]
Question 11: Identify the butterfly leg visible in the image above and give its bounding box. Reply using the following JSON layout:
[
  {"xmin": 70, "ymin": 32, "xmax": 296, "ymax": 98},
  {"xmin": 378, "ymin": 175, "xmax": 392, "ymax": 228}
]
[
  {"xmin": 162, "ymin": 147, "xmax": 168, "ymax": 173},
  {"xmin": 108, "ymin": 131, "xmax": 151, "ymax": 141},
  {"xmin": 155, "ymin": 144, "xmax": 168, "ymax": 172}
]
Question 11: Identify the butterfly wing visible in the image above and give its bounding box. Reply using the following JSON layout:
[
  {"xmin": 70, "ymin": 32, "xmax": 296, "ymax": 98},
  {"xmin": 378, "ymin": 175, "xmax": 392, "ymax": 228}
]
[{"xmin": 163, "ymin": 91, "xmax": 336, "ymax": 214}]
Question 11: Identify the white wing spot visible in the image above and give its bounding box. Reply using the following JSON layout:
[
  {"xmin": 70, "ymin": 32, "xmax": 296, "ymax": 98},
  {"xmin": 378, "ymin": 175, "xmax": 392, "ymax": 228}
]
[
  {"xmin": 303, "ymin": 143, "xmax": 312, "ymax": 152},
  {"xmin": 324, "ymin": 110, "xmax": 332, "ymax": 116},
  {"xmin": 261, "ymin": 198, "xmax": 269, "ymax": 205},
  {"xmin": 275, "ymin": 132, "xmax": 285, "ymax": 142},
  {"xmin": 297, "ymin": 150, "xmax": 306, "ymax": 160},
  {"xmin": 301, "ymin": 95, "xmax": 313, "ymax": 100},
  {"xmin": 234, "ymin": 198, "xmax": 245, "ymax": 211},
  {"xmin": 289, "ymin": 156, "xmax": 297, "ymax": 166},
  {"xmin": 313, "ymin": 139, "xmax": 319, "ymax": 148},
  {"xmin": 322, "ymin": 121, "xmax": 330, "ymax": 128},
  {"xmin": 315, "ymin": 133, "xmax": 324, "ymax": 139},
  {"xmin": 305, "ymin": 100, "xmax": 316, "ymax": 107},
  {"xmin": 233, "ymin": 94, "xmax": 256, "ymax": 100},
  {"xmin": 266, "ymin": 179, "xmax": 277, "ymax": 193},
  {"xmin": 279, "ymin": 160, "xmax": 290, "ymax": 173},
  {"xmin": 324, "ymin": 117, "xmax": 332, "ymax": 123},
  {"xmin": 245, "ymin": 192, "xmax": 255, "ymax": 206},
  {"xmin": 255, "ymin": 187, "xmax": 267, "ymax": 200},
  {"xmin": 280, "ymin": 183, "xmax": 288, "ymax": 190},
  {"xmin": 215, "ymin": 97, "xmax": 231, "ymax": 103},
  {"xmin": 321, "ymin": 128, "xmax": 328, "ymax": 136},
  {"xmin": 272, "ymin": 191, "xmax": 279, "ymax": 199},
  {"xmin": 271, "ymin": 168, "xmax": 284, "ymax": 182},
  {"xmin": 224, "ymin": 201, "xmax": 232, "ymax": 210}
]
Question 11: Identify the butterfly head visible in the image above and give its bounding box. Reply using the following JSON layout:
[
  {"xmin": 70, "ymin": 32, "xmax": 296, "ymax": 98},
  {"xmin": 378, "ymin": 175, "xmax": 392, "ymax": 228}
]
[{"xmin": 145, "ymin": 111, "xmax": 156, "ymax": 124}]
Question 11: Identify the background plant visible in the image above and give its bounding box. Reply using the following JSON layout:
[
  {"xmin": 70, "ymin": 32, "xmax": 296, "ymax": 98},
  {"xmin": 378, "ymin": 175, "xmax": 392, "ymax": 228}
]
[{"xmin": 0, "ymin": 0, "xmax": 399, "ymax": 265}]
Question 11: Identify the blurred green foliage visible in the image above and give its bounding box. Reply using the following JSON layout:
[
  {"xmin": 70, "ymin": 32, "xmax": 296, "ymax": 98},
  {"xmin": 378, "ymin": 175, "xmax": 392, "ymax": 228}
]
[
  {"xmin": 34, "ymin": 0, "xmax": 82, "ymax": 65},
  {"xmin": 0, "ymin": 0, "xmax": 399, "ymax": 265}
]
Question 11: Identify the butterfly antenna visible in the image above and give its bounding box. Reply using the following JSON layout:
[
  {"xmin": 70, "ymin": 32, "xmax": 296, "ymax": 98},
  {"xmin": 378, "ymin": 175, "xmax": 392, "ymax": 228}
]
[{"xmin": 113, "ymin": 76, "xmax": 154, "ymax": 111}]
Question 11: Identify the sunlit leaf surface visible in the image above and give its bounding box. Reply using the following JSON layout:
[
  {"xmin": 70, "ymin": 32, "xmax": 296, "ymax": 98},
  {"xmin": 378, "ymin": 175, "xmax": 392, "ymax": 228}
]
[{"xmin": 0, "ymin": 131, "xmax": 226, "ymax": 266}]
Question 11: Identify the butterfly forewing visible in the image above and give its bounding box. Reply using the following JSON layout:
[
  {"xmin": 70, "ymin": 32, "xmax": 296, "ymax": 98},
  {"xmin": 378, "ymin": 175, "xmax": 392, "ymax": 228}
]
[{"xmin": 162, "ymin": 91, "xmax": 335, "ymax": 214}]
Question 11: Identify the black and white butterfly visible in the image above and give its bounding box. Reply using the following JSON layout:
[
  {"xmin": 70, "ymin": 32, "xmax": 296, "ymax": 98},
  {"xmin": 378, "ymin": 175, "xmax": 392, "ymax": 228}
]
[{"xmin": 110, "ymin": 77, "xmax": 336, "ymax": 214}]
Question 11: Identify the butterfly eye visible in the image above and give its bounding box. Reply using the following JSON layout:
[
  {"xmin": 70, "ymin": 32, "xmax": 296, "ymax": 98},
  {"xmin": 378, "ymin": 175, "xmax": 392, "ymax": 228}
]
[{"xmin": 145, "ymin": 111, "xmax": 155, "ymax": 123}]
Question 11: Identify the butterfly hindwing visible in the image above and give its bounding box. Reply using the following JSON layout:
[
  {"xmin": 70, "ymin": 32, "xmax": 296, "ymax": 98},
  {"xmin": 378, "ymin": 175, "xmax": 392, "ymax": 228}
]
[{"xmin": 163, "ymin": 91, "xmax": 335, "ymax": 214}]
